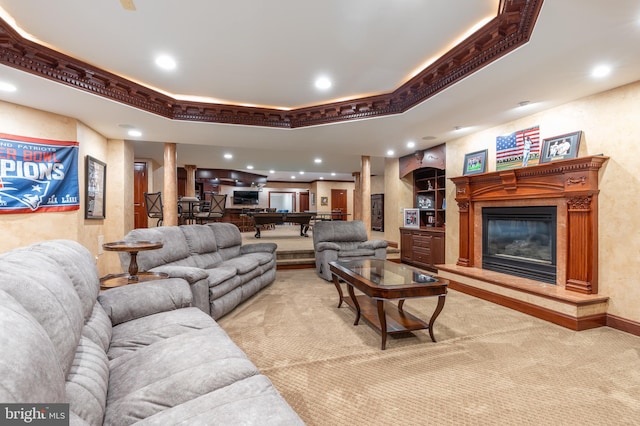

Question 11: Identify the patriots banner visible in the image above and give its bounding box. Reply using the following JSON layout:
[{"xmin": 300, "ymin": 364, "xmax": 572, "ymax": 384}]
[
  {"xmin": 495, "ymin": 125, "xmax": 540, "ymax": 171},
  {"xmin": 0, "ymin": 133, "xmax": 79, "ymax": 213}
]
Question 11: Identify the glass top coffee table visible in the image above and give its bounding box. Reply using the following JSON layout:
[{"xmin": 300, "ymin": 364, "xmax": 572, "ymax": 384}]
[{"xmin": 329, "ymin": 259, "xmax": 448, "ymax": 350}]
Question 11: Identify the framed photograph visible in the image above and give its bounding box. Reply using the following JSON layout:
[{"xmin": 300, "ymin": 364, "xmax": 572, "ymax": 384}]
[
  {"xmin": 463, "ymin": 149, "xmax": 488, "ymax": 175},
  {"xmin": 496, "ymin": 126, "xmax": 540, "ymax": 170},
  {"xmin": 403, "ymin": 208, "xmax": 420, "ymax": 228},
  {"xmin": 85, "ymin": 155, "xmax": 106, "ymax": 219},
  {"xmin": 416, "ymin": 194, "xmax": 435, "ymax": 210},
  {"xmin": 540, "ymin": 131, "xmax": 582, "ymax": 163},
  {"xmin": 320, "ymin": 196, "xmax": 328, "ymax": 206}
]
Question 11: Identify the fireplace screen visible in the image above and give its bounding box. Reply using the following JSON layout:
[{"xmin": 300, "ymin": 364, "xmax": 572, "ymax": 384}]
[{"xmin": 482, "ymin": 206, "xmax": 557, "ymax": 284}]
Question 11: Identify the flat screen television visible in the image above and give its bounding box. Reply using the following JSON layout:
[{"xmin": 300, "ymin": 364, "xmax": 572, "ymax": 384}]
[{"xmin": 233, "ymin": 190, "xmax": 260, "ymax": 205}]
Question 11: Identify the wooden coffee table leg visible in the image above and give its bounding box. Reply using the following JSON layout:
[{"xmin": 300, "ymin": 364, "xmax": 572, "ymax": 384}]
[
  {"xmin": 377, "ymin": 300, "xmax": 387, "ymax": 350},
  {"xmin": 347, "ymin": 284, "xmax": 361, "ymax": 325},
  {"xmin": 428, "ymin": 294, "xmax": 447, "ymax": 342},
  {"xmin": 332, "ymin": 274, "xmax": 345, "ymax": 308}
]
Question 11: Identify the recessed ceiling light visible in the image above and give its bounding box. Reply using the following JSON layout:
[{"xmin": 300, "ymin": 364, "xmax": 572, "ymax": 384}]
[
  {"xmin": 127, "ymin": 129, "xmax": 142, "ymax": 137},
  {"xmin": 592, "ymin": 64, "xmax": 612, "ymax": 78},
  {"xmin": 320, "ymin": 177, "xmax": 324, "ymax": 180},
  {"xmin": 299, "ymin": 171, "xmax": 305, "ymax": 175},
  {"xmin": 315, "ymin": 77, "xmax": 332, "ymax": 90},
  {"xmin": 291, "ymin": 175, "xmax": 296, "ymax": 179},
  {"xmin": 331, "ymin": 172, "xmax": 336, "ymax": 176},
  {"xmin": 269, "ymin": 170, "xmax": 275, "ymax": 174},
  {"xmin": 247, "ymin": 165, "xmax": 254, "ymax": 170},
  {"xmin": 386, "ymin": 150, "xmax": 395, "ymax": 156},
  {"xmin": 407, "ymin": 141, "xmax": 416, "ymax": 148},
  {"xmin": 224, "ymin": 153, "xmax": 233, "ymax": 159},
  {"xmin": 0, "ymin": 81, "xmax": 17, "ymax": 92},
  {"xmin": 314, "ymin": 158, "xmax": 322, "ymax": 164},
  {"xmin": 155, "ymin": 55, "xmax": 177, "ymax": 71}
]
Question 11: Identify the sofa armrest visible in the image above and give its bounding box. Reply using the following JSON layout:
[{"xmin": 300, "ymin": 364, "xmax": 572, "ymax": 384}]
[
  {"xmin": 359, "ymin": 240, "xmax": 388, "ymax": 250},
  {"xmin": 241, "ymin": 242, "xmax": 277, "ymax": 254},
  {"xmin": 150, "ymin": 265, "xmax": 209, "ymax": 284},
  {"xmin": 98, "ymin": 278, "xmax": 192, "ymax": 326},
  {"xmin": 315, "ymin": 241, "xmax": 341, "ymax": 252}
]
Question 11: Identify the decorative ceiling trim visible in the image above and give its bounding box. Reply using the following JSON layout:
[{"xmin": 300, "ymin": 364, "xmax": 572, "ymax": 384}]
[{"xmin": 0, "ymin": 0, "xmax": 543, "ymax": 129}]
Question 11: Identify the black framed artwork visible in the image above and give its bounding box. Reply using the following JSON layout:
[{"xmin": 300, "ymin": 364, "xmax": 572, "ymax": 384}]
[{"xmin": 85, "ymin": 155, "xmax": 106, "ymax": 219}]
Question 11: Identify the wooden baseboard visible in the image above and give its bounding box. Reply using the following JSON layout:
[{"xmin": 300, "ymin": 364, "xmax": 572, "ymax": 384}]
[
  {"xmin": 606, "ymin": 314, "xmax": 640, "ymax": 337},
  {"xmin": 276, "ymin": 263, "xmax": 314, "ymax": 270}
]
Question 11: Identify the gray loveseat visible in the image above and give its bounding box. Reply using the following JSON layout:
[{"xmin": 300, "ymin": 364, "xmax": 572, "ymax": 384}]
[
  {"xmin": 313, "ymin": 220, "xmax": 388, "ymax": 281},
  {"xmin": 0, "ymin": 239, "xmax": 303, "ymax": 425},
  {"xmin": 121, "ymin": 223, "xmax": 277, "ymax": 319}
]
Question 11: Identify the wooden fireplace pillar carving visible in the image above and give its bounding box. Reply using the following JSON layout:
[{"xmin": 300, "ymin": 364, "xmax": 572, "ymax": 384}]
[{"xmin": 451, "ymin": 155, "xmax": 608, "ymax": 294}]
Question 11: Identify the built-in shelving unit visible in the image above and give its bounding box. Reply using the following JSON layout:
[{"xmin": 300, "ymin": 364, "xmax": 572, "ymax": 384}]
[
  {"xmin": 398, "ymin": 144, "xmax": 447, "ymax": 273},
  {"xmin": 414, "ymin": 168, "xmax": 446, "ymax": 228}
]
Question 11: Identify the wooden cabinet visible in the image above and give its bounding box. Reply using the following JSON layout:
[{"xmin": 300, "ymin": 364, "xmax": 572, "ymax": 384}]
[
  {"xmin": 371, "ymin": 194, "xmax": 384, "ymax": 231},
  {"xmin": 400, "ymin": 228, "xmax": 445, "ymax": 272}
]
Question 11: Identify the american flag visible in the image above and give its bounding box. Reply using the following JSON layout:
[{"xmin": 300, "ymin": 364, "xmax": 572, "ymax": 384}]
[{"xmin": 496, "ymin": 126, "xmax": 540, "ymax": 160}]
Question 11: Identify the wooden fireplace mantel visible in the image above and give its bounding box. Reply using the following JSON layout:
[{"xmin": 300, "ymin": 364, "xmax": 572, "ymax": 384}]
[{"xmin": 450, "ymin": 155, "xmax": 608, "ymax": 294}]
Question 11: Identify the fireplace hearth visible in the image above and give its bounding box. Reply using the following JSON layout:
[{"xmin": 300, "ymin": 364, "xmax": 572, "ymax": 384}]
[{"xmin": 482, "ymin": 206, "xmax": 556, "ymax": 284}]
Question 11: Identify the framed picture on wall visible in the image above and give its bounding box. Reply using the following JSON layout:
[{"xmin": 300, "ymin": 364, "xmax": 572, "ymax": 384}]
[
  {"xmin": 403, "ymin": 208, "xmax": 420, "ymax": 228},
  {"xmin": 540, "ymin": 131, "xmax": 582, "ymax": 163},
  {"xmin": 321, "ymin": 196, "xmax": 328, "ymax": 206},
  {"xmin": 463, "ymin": 149, "xmax": 488, "ymax": 175},
  {"xmin": 85, "ymin": 155, "xmax": 106, "ymax": 219}
]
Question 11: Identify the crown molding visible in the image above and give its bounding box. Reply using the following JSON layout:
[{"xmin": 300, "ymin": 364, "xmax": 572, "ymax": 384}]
[{"xmin": 0, "ymin": 0, "xmax": 543, "ymax": 129}]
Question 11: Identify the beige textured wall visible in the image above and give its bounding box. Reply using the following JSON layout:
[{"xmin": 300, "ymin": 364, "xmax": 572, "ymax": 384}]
[
  {"xmin": 0, "ymin": 102, "xmax": 80, "ymax": 248},
  {"xmin": 0, "ymin": 100, "xmax": 126, "ymax": 276},
  {"xmin": 383, "ymin": 157, "xmax": 413, "ymax": 245},
  {"xmin": 445, "ymin": 80, "xmax": 640, "ymax": 322}
]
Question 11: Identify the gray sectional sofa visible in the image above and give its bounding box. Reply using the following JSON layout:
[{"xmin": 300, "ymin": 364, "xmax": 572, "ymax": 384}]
[
  {"xmin": 0, "ymin": 239, "xmax": 303, "ymax": 425},
  {"xmin": 120, "ymin": 223, "xmax": 277, "ymax": 319}
]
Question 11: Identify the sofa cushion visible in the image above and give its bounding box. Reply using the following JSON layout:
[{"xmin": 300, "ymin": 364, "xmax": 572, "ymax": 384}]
[
  {"xmin": 313, "ymin": 220, "xmax": 368, "ymax": 242},
  {"xmin": 105, "ymin": 313, "xmax": 261, "ymax": 424},
  {"xmin": 208, "ymin": 222, "xmax": 243, "ymax": 259},
  {"xmin": 98, "ymin": 278, "xmax": 192, "ymax": 326},
  {"xmin": 134, "ymin": 375, "xmax": 304, "ymax": 425},
  {"xmin": 205, "ymin": 266, "xmax": 237, "ymax": 287},
  {"xmin": 107, "ymin": 307, "xmax": 220, "ymax": 360},
  {"xmin": 181, "ymin": 224, "xmax": 218, "ymax": 253},
  {"xmin": 0, "ymin": 290, "xmax": 66, "ymax": 403},
  {"xmin": 243, "ymin": 251, "xmax": 275, "ymax": 266},
  {"xmin": 208, "ymin": 274, "xmax": 242, "ymax": 300},
  {"xmin": 82, "ymin": 302, "xmax": 112, "ymax": 353},
  {"xmin": 29, "ymin": 240, "xmax": 100, "ymax": 322},
  {"xmin": 220, "ymin": 256, "xmax": 261, "ymax": 275},
  {"xmin": 65, "ymin": 336, "xmax": 109, "ymax": 426},
  {"xmin": 338, "ymin": 248, "xmax": 376, "ymax": 258},
  {"xmin": 124, "ymin": 227, "xmax": 191, "ymax": 270},
  {"xmin": 0, "ymin": 249, "xmax": 84, "ymax": 377},
  {"xmin": 181, "ymin": 225, "xmax": 224, "ymax": 269}
]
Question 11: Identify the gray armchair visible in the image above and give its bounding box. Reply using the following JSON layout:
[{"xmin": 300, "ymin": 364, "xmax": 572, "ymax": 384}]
[{"xmin": 313, "ymin": 220, "xmax": 388, "ymax": 281}]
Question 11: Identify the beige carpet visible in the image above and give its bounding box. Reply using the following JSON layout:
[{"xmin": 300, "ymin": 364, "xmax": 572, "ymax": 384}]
[{"xmin": 218, "ymin": 270, "xmax": 640, "ymax": 425}]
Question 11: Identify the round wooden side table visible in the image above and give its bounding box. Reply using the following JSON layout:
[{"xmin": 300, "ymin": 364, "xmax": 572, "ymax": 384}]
[{"xmin": 101, "ymin": 240, "xmax": 168, "ymax": 290}]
